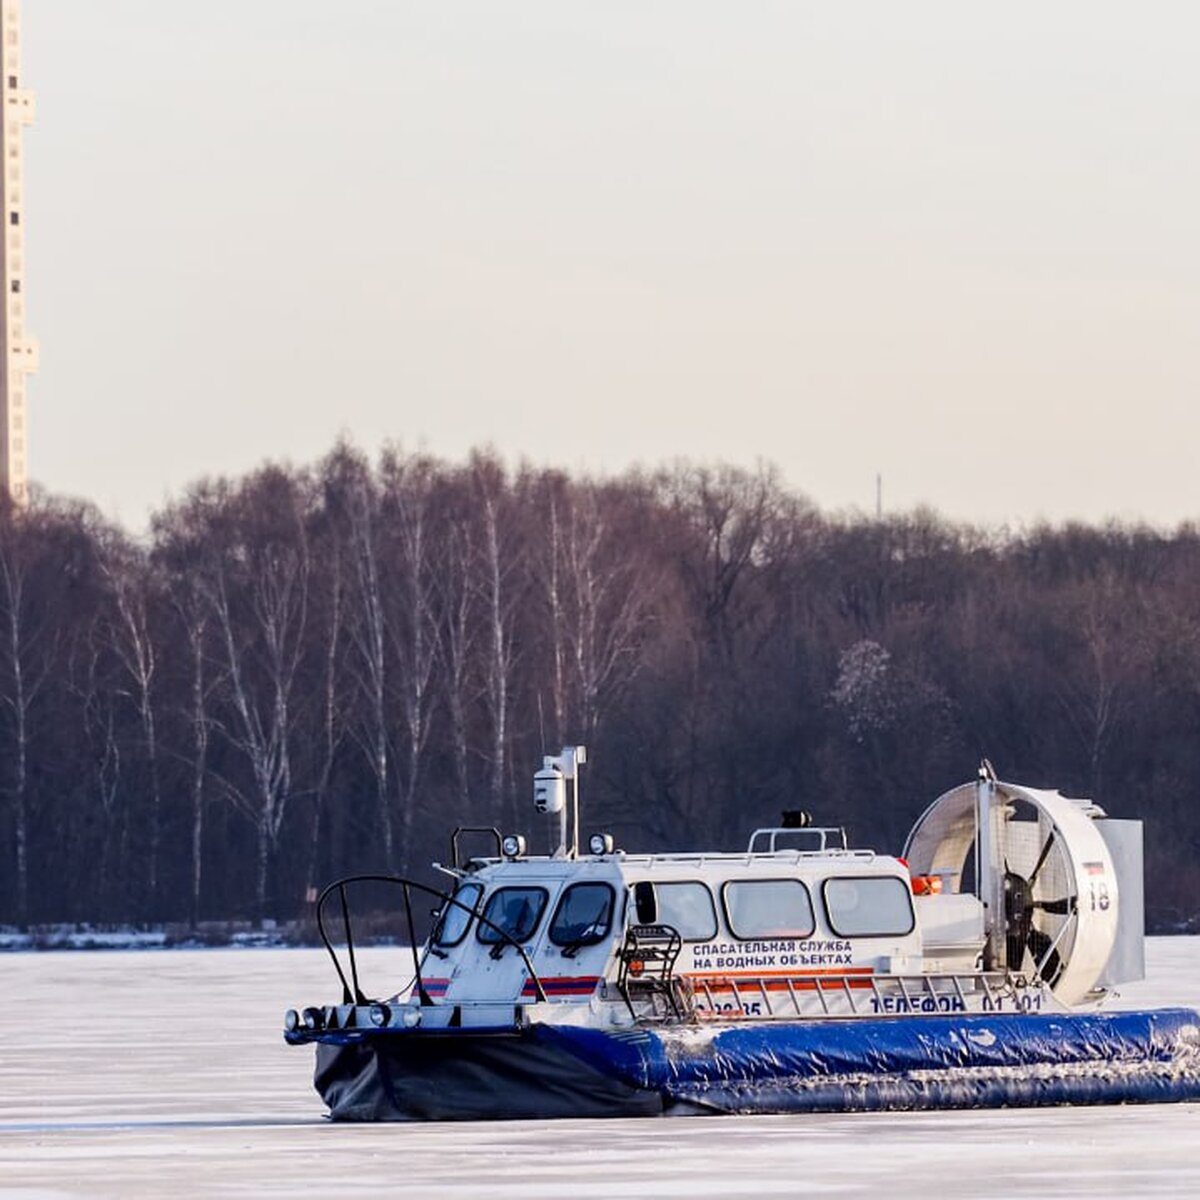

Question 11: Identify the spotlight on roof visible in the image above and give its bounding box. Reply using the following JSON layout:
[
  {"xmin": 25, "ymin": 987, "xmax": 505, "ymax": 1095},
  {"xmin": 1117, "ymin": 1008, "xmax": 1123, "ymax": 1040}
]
[{"xmin": 781, "ymin": 810, "xmax": 812, "ymax": 829}]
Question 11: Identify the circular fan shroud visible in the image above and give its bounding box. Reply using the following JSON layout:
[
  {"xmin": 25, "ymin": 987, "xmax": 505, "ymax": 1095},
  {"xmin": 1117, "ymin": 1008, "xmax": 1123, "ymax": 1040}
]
[{"xmin": 903, "ymin": 781, "xmax": 1118, "ymax": 1005}]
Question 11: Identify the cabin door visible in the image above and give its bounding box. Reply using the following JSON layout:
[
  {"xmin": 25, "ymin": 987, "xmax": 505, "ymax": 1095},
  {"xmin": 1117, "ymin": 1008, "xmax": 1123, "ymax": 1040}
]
[
  {"xmin": 456, "ymin": 878, "xmax": 564, "ymax": 1003},
  {"xmin": 527, "ymin": 876, "xmax": 623, "ymax": 1001}
]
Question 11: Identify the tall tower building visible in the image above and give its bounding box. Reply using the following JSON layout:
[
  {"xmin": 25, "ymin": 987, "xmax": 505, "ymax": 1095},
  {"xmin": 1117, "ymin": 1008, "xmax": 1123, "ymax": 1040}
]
[{"xmin": 0, "ymin": 0, "xmax": 36, "ymax": 507}]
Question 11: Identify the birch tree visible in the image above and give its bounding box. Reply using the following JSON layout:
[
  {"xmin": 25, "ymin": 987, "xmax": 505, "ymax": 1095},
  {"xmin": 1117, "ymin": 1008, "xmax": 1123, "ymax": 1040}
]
[
  {"xmin": 100, "ymin": 539, "xmax": 166, "ymax": 908},
  {"xmin": 473, "ymin": 455, "xmax": 521, "ymax": 826},
  {"xmin": 162, "ymin": 471, "xmax": 312, "ymax": 922},
  {"xmin": 340, "ymin": 455, "xmax": 395, "ymax": 869},
  {"xmin": 0, "ymin": 501, "xmax": 96, "ymax": 926},
  {"xmin": 431, "ymin": 489, "xmax": 477, "ymax": 821},
  {"xmin": 381, "ymin": 451, "xmax": 439, "ymax": 868},
  {"xmin": 70, "ymin": 619, "xmax": 123, "ymax": 918},
  {"xmin": 534, "ymin": 476, "xmax": 660, "ymax": 742}
]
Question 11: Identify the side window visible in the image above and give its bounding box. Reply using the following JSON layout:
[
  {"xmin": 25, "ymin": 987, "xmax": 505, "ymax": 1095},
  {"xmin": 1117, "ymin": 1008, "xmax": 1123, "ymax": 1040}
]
[
  {"xmin": 433, "ymin": 881, "xmax": 482, "ymax": 947},
  {"xmin": 477, "ymin": 886, "xmax": 549, "ymax": 944},
  {"xmin": 822, "ymin": 876, "xmax": 915, "ymax": 937},
  {"xmin": 723, "ymin": 879, "xmax": 815, "ymax": 939},
  {"xmin": 549, "ymin": 882, "xmax": 615, "ymax": 947},
  {"xmin": 653, "ymin": 882, "xmax": 718, "ymax": 941}
]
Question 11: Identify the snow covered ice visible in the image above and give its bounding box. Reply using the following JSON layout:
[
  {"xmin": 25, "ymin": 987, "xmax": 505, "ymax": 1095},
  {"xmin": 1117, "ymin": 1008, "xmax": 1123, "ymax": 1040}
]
[{"xmin": 1, "ymin": 939, "xmax": 1198, "ymax": 1197}]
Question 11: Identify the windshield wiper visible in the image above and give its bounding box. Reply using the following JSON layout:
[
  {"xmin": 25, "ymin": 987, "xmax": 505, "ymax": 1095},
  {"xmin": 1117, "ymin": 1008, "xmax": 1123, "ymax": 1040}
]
[{"xmin": 561, "ymin": 923, "xmax": 604, "ymax": 958}]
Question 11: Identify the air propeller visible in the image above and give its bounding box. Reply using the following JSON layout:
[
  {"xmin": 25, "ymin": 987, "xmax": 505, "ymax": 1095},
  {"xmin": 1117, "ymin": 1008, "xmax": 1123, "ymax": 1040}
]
[{"xmin": 1004, "ymin": 831, "xmax": 1073, "ymax": 983}]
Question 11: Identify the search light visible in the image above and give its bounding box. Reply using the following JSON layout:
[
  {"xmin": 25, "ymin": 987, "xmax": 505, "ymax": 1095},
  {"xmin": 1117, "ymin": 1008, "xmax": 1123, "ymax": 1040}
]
[
  {"xmin": 501, "ymin": 834, "xmax": 527, "ymax": 858},
  {"xmin": 588, "ymin": 833, "xmax": 615, "ymax": 856}
]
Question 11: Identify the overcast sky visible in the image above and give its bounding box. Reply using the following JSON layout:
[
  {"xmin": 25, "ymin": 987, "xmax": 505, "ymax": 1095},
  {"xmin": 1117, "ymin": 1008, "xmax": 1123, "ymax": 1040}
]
[{"xmin": 21, "ymin": 2, "xmax": 1200, "ymax": 530}]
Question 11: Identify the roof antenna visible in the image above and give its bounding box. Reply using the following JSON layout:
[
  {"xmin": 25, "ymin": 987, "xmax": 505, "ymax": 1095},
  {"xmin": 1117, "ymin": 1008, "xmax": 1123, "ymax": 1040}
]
[{"xmin": 978, "ymin": 758, "xmax": 997, "ymax": 783}]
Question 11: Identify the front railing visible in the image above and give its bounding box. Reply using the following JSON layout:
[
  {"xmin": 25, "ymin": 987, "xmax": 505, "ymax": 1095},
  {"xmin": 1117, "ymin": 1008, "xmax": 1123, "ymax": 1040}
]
[{"xmin": 315, "ymin": 874, "xmax": 548, "ymax": 1006}]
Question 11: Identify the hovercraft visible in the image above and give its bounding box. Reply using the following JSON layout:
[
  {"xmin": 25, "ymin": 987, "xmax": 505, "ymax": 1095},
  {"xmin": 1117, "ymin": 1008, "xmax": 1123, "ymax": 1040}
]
[{"xmin": 284, "ymin": 750, "xmax": 1200, "ymax": 1120}]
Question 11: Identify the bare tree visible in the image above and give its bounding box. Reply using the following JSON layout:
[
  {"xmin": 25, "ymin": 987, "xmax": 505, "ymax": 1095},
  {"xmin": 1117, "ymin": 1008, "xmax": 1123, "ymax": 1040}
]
[
  {"xmin": 154, "ymin": 504, "xmax": 223, "ymax": 928},
  {"xmin": 162, "ymin": 574, "xmax": 218, "ymax": 929},
  {"xmin": 381, "ymin": 452, "xmax": 439, "ymax": 869},
  {"xmin": 0, "ymin": 517, "xmax": 57, "ymax": 925},
  {"xmin": 0, "ymin": 502, "xmax": 100, "ymax": 925},
  {"xmin": 305, "ymin": 531, "xmax": 346, "ymax": 899},
  {"xmin": 473, "ymin": 456, "xmax": 522, "ymax": 827},
  {"xmin": 167, "ymin": 471, "xmax": 312, "ymax": 923},
  {"xmin": 536, "ymin": 478, "xmax": 569, "ymax": 744},
  {"xmin": 564, "ymin": 482, "xmax": 659, "ymax": 740},
  {"xmin": 431, "ymin": 499, "xmax": 477, "ymax": 821},
  {"xmin": 667, "ymin": 463, "xmax": 784, "ymax": 663},
  {"xmin": 1052, "ymin": 567, "xmax": 1145, "ymax": 795},
  {"xmin": 341, "ymin": 459, "xmax": 395, "ymax": 870},
  {"xmin": 100, "ymin": 538, "xmax": 165, "ymax": 909},
  {"xmin": 69, "ymin": 617, "xmax": 123, "ymax": 918},
  {"xmin": 534, "ymin": 477, "xmax": 660, "ymax": 742},
  {"xmin": 185, "ymin": 604, "xmax": 211, "ymax": 927}
]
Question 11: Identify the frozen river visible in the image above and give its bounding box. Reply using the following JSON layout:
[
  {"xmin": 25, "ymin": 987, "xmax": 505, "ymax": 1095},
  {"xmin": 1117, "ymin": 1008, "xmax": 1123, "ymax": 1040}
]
[{"xmin": 2, "ymin": 939, "xmax": 1198, "ymax": 1197}]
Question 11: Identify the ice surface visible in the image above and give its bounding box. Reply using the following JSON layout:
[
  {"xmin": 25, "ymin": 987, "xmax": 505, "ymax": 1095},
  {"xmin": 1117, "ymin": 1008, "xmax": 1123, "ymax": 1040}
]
[{"xmin": 1, "ymin": 939, "xmax": 1198, "ymax": 1197}]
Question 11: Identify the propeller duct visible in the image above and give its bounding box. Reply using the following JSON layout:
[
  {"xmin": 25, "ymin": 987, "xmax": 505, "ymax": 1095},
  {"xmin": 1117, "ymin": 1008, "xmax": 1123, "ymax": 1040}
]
[{"xmin": 903, "ymin": 777, "xmax": 1119, "ymax": 1005}]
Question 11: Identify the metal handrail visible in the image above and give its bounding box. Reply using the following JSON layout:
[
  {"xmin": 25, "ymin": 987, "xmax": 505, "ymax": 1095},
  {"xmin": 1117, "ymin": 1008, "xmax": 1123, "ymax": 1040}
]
[
  {"xmin": 449, "ymin": 826, "xmax": 502, "ymax": 870},
  {"xmin": 315, "ymin": 874, "xmax": 549, "ymax": 1006},
  {"xmin": 747, "ymin": 827, "xmax": 849, "ymax": 853},
  {"xmin": 688, "ymin": 969, "xmax": 1031, "ymax": 1018}
]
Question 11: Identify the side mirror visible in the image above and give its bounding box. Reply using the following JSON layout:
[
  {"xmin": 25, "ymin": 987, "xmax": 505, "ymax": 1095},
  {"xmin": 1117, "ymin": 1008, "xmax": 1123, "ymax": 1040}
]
[{"xmin": 633, "ymin": 881, "xmax": 657, "ymax": 925}]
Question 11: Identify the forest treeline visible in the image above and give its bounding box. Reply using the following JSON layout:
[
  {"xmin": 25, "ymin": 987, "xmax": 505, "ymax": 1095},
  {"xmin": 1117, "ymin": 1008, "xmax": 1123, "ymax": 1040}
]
[{"xmin": 2, "ymin": 445, "xmax": 1199, "ymax": 930}]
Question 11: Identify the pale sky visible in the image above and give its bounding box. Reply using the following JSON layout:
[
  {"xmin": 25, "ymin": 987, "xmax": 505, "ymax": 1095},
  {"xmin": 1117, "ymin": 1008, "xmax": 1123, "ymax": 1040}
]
[{"xmin": 21, "ymin": 2, "xmax": 1200, "ymax": 529}]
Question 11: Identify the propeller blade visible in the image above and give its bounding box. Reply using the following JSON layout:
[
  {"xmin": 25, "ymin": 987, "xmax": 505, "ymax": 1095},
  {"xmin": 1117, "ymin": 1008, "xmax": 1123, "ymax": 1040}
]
[
  {"xmin": 1027, "ymin": 832, "xmax": 1056, "ymax": 887},
  {"xmin": 1033, "ymin": 897, "xmax": 1073, "ymax": 915}
]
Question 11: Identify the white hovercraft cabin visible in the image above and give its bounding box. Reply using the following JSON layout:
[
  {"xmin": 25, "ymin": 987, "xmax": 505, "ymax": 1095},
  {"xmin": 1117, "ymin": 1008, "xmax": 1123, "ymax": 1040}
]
[{"xmin": 383, "ymin": 748, "xmax": 1140, "ymax": 1032}]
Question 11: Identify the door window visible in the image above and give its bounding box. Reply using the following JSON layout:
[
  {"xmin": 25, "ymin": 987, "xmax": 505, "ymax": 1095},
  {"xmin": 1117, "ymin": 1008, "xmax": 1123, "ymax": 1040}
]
[
  {"xmin": 476, "ymin": 886, "xmax": 549, "ymax": 944},
  {"xmin": 549, "ymin": 882, "xmax": 615, "ymax": 948}
]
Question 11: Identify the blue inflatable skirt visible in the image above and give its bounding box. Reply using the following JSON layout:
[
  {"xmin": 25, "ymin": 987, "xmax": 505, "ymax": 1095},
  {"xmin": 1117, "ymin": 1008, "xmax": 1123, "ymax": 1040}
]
[{"xmin": 304, "ymin": 1008, "xmax": 1200, "ymax": 1120}]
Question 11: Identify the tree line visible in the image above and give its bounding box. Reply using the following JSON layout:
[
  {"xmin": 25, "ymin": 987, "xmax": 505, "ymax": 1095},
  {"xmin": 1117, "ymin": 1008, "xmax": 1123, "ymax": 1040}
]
[{"xmin": 2, "ymin": 444, "xmax": 1199, "ymax": 930}]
